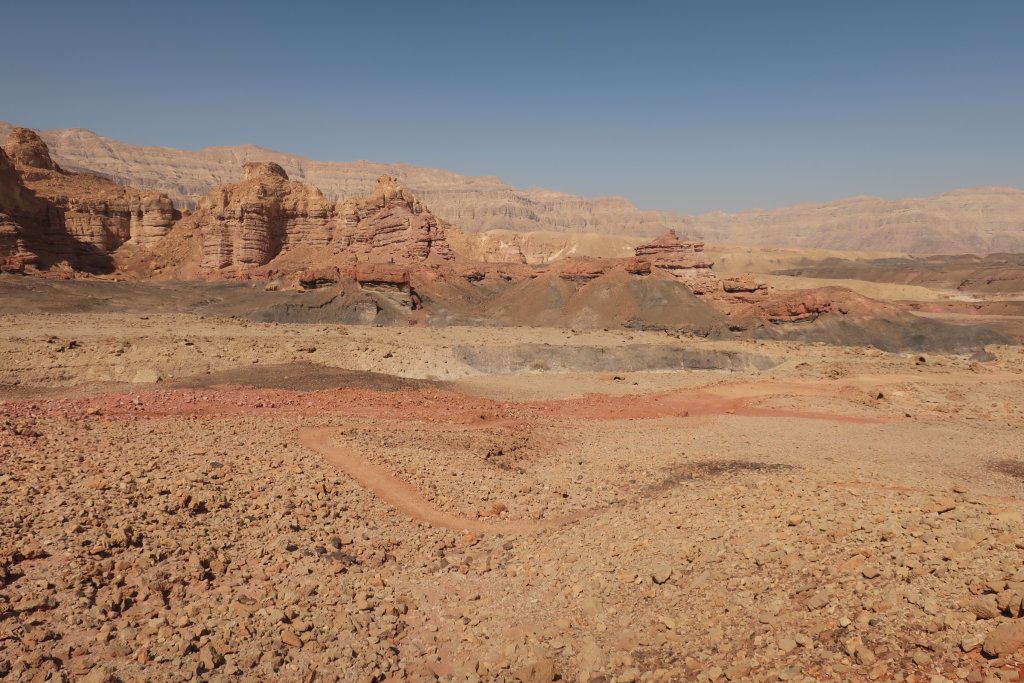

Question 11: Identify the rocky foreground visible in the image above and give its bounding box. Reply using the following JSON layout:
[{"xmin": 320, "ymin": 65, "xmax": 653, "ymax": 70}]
[{"xmin": 1, "ymin": 308, "xmax": 1024, "ymax": 682}]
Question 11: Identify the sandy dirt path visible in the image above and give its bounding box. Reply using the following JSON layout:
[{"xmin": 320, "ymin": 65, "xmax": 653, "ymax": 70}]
[{"xmin": 298, "ymin": 427, "xmax": 586, "ymax": 534}]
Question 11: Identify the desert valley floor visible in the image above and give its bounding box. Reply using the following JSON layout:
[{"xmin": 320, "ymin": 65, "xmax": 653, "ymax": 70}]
[{"xmin": 2, "ymin": 280, "xmax": 1023, "ymax": 683}]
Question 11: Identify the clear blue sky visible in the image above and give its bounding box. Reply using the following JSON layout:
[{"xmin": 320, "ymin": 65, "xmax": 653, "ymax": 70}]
[{"xmin": 2, "ymin": 1, "xmax": 1021, "ymax": 213}]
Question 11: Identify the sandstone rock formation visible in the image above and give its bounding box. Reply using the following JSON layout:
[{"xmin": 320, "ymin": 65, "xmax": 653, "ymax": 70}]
[
  {"xmin": 0, "ymin": 148, "xmax": 47, "ymax": 272},
  {"xmin": 4, "ymin": 127, "xmax": 59, "ymax": 173},
  {"xmin": 337, "ymin": 174, "xmax": 454, "ymax": 263},
  {"xmin": 0, "ymin": 128, "xmax": 178, "ymax": 271},
  {"xmin": 190, "ymin": 166, "xmax": 453, "ymax": 275},
  {"xmin": 6, "ymin": 121, "xmax": 1024, "ymax": 254},
  {"xmin": 627, "ymin": 230, "xmax": 906, "ymax": 329},
  {"xmin": 634, "ymin": 230, "xmax": 719, "ymax": 294},
  {"xmin": 743, "ymin": 287, "xmax": 884, "ymax": 324},
  {"xmin": 196, "ymin": 162, "xmax": 335, "ymax": 271}
]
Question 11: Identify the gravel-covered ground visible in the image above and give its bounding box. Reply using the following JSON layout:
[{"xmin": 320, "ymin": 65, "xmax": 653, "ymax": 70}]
[{"xmin": 2, "ymin": 306, "xmax": 1024, "ymax": 682}]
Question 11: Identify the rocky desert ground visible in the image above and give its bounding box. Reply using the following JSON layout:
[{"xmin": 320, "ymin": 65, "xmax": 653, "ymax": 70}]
[
  {"xmin": 2, "ymin": 280, "xmax": 1024, "ymax": 683},
  {"xmin": 2, "ymin": 124, "xmax": 1024, "ymax": 683}
]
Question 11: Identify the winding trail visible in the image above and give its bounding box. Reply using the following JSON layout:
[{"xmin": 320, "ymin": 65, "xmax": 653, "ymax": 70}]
[
  {"xmin": 298, "ymin": 427, "xmax": 587, "ymax": 534},
  {"xmin": 297, "ymin": 394, "xmax": 891, "ymax": 533}
]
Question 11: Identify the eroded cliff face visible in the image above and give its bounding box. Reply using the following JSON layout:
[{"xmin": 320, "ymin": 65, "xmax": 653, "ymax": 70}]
[
  {"xmin": 192, "ymin": 166, "xmax": 454, "ymax": 274},
  {"xmin": 7, "ymin": 121, "xmax": 1024, "ymax": 254},
  {"xmin": 0, "ymin": 123, "xmax": 683, "ymax": 237},
  {"xmin": 0, "ymin": 148, "xmax": 47, "ymax": 272},
  {"xmin": 197, "ymin": 162, "xmax": 335, "ymax": 270},
  {"xmin": 335, "ymin": 175, "xmax": 454, "ymax": 262},
  {"xmin": 0, "ymin": 128, "xmax": 178, "ymax": 270}
]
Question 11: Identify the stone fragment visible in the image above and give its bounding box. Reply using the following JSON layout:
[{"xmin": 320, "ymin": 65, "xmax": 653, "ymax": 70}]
[
  {"xmin": 651, "ymin": 562, "xmax": 673, "ymax": 585},
  {"xmin": 982, "ymin": 621, "xmax": 1024, "ymax": 657},
  {"xmin": 968, "ymin": 594, "xmax": 1001, "ymax": 620}
]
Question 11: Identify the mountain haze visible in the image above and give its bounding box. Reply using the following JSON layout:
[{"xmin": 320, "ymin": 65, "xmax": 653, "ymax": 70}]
[{"xmin": 2, "ymin": 121, "xmax": 1022, "ymax": 254}]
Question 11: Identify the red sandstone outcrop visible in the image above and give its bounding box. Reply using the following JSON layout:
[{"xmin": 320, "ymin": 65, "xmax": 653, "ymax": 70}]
[
  {"xmin": 634, "ymin": 230, "xmax": 721, "ymax": 294},
  {"xmin": 548, "ymin": 259, "xmax": 609, "ymax": 282},
  {"xmin": 351, "ymin": 263, "xmax": 411, "ymax": 288},
  {"xmin": 1, "ymin": 128, "xmax": 178, "ymax": 269},
  {"xmin": 337, "ymin": 175, "xmax": 454, "ymax": 263},
  {"xmin": 732, "ymin": 287, "xmax": 890, "ymax": 324},
  {"xmin": 192, "ymin": 167, "xmax": 454, "ymax": 275},
  {"xmin": 722, "ymin": 274, "xmax": 768, "ymax": 294}
]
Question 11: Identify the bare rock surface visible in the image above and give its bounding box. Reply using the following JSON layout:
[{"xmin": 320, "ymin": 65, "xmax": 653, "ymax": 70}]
[
  {"xmin": 0, "ymin": 128, "xmax": 177, "ymax": 271},
  {"xmin": 634, "ymin": 230, "xmax": 723, "ymax": 295},
  {"xmin": 188, "ymin": 169, "xmax": 453, "ymax": 275},
  {"xmin": 4, "ymin": 121, "xmax": 1023, "ymax": 253}
]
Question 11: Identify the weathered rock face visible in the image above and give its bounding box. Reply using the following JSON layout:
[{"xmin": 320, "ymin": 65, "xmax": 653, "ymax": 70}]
[
  {"xmin": 731, "ymin": 287, "xmax": 890, "ymax": 325},
  {"xmin": 634, "ymin": 230, "xmax": 720, "ymax": 294},
  {"xmin": 11, "ymin": 121, "xmax": 1024, "ymax": 253},
  {"xmin": 722, "ymin": 274, "xmax": 768, "ymax": 294},
  {"xmin": 1, "ymin": 128, "xmax": 178, "ymax": 269},
  {"xmin": 334, "ymin": 175, "xmax": 454, "ymax": 263},
  {"xmin": 4, "ymin": 126, "xmax": 60, "ymax": 175},
  {"xmin": 0, "ymin": 148, "xmax": 45, "ymax": 272},
  {"xmin": 193, "ymin": 168, "xmax": 454, "ymax": 274},
  {"xmin": 293, "ymin": 266, "xmax": 342, "ymax": 290},
  {"xmin": 197, "ymin": 162, "xmax": 335, "ymax": 270}
]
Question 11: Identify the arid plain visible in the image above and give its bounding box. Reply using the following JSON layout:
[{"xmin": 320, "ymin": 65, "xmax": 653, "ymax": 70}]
[{"xmin": 2, "ymin": 126, "xmax": 1024, "ymax": 683}]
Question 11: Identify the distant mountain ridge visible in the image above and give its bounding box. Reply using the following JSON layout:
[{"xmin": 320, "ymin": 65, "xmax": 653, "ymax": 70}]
[{"xmin": 2, "ymin": 121, "xmax": 1022, "ymax": 254}]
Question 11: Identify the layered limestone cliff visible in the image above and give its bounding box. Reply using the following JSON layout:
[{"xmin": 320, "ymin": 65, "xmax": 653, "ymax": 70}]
[
  {"xmin": 0, "ymin": 123, "xmax": 680, "ymax": 238},
  {"xmin": 448, "ymin": 229, "xmax": 644, "ymax": 265}
]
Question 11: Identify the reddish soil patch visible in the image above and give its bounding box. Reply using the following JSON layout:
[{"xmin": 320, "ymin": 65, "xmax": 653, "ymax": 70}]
[
  {"xmin": 0, "ymin": 383, "xmax": 893, "ymax": 426},
  {"xmin": 299, "ymin": 427, "xmax": 585, "ymax": 533}
]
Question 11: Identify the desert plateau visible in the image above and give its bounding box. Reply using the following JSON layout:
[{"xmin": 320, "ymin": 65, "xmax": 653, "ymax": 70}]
[{"xmin": 3, "ymin": 4, "xmax": 1024, "ymax": 681}]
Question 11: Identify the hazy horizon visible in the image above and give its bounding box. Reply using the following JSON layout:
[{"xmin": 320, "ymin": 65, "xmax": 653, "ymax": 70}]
[{"xmin": 2, "ymin": 0, "xmax": 1022, "ymax": 214}]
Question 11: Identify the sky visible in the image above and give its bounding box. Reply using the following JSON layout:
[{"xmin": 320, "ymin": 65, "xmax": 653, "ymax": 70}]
[{"xmin": 1, "ymin": 0, "xmax": 1022, "ymax": 214}]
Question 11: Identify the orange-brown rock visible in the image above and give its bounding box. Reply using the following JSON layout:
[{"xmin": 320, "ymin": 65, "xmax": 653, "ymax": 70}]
[
  {"xmin": 623, "ymin": 258, "xmax": 651, "ymax": 275},
  {"xmin": 722, "ymin": 274, "xmax": 767, "ymax": 294},
  {"xmin": 1, "ymin": 128, "xmax": 178, "ymax": 269},
  {"xmin": 293, "ymin": 266, "xmax": 342, "ymax": 290},
  {"xmin": 634, "ymin": 230, "xmax": 719, "ymax": 294},
  {"xmin": 196, "ymin": 162, "xmax": 335, "ymax": 271},
  {"xmin": 550, "ymin": 259, "xmax": 609, "ymax": 281},
  {"xmin": 192, "ymin": 169, "xmax": 454, "ymax": 275},
  {"xmin": 352, "ymin": 263, "xmax": 410, "ymax": 288},
  {"xmin": 336, "ymin": 175, "xmax": 454, "ymax": 263},
  {"xmin": 0, "ymin": 148, "xmax": 45, "ymax": 272},
  {"xmin": 4, "ymin": 127, "xmax": 60, "ymax": 174},
  {"xmin": 740, "ymin": 287, "xmax": 888, "ymax": 324}
]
